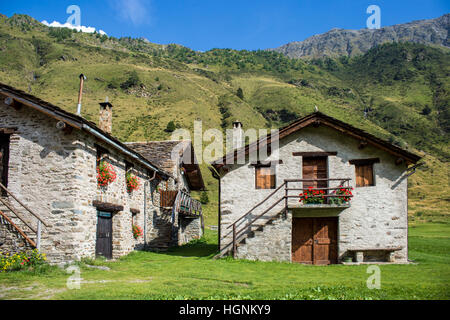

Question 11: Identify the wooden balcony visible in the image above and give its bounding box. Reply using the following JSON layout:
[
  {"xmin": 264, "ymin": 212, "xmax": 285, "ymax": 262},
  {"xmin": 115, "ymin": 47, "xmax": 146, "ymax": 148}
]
[
  {"xmin": 285, "ymin": 178, "xmax": 353, "ymax": 209},
  {"xmin": 159, "ymin": 190, "xmax": 202, "ymax": 217}
]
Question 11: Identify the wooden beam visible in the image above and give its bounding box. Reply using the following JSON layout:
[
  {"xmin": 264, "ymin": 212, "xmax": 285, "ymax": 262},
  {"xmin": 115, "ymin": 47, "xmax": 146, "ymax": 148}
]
[
  {"xmin": 92, "ymin": 200, "xmax": 124, "ymax": 212},
  {"xmin": 358, "ymin": 141, "xmax": 368, "ymax": 149},
  {"xmin": 4, "ymin": 96, "xmax": 21, "ymax": 110},
  {"xmin": 349, "ymin": 158, "xmax": 380, "ymax": 165},
  {"xmin": 249, "ymin": 160, "xmax": 283, "ymax": 167},
  {"xmin": 293, "ymin": 152, "xmax": 337, "ymax": 157},
  {"xmin": 0, "ymin": 127, "xmax": 17, "ymax": 134}
]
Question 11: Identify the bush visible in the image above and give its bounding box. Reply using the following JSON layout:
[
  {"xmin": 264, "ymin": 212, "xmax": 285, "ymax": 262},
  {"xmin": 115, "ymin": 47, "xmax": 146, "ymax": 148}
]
[
  {"xmin": 200, "ymin": 191, "xmax": 209, "ymax": 204},
  {"xmin": 48, "ymin": 27, "xmax": 72, "ymax": 41},
  {"xmin": 120, "ymin": 71, "xmax": 141, "ymax": 90},
  {"xmin": 165, "ymin": 121, "xmax": 176, "ymax": 133},
  {"xmin": 236, "ymin": 87, "xmax": 244, "ymax": 100},
  {"xmin": 0, "ymin": 249, "xmax": 47, "ymax": 272}
]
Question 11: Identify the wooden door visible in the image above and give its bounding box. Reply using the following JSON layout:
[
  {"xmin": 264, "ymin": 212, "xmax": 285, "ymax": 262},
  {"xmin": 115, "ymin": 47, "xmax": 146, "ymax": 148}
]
[
  {"xmin": 96, "ymin": 211, "xmax": 113, "ymax": 259},
  {"xmin": 0, "ymin": 134, "xmax": 10, "ymax": 195},
  {"xmin": 292, "ymin": 218, "xmax": 314, "ymax": 264},
  {"xmin": 292, "ymin": 217, "xmax": 337, "ymax": 265},
  {"xmin": 302, "ymin": 157, "xmax": 328, "ymax": 189},
  {"xmin": 313, "ymin": 218, "xmax": 338, "ymax": 265}
]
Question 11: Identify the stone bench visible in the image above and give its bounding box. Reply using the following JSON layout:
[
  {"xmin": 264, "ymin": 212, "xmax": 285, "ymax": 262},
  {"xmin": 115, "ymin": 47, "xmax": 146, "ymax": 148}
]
[{"xmin": 346, "ymin": 247, "xmax": 403, "ymax": 263}]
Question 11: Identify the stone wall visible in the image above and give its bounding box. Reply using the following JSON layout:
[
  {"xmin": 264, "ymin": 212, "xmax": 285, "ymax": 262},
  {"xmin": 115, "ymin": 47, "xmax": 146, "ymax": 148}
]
[
  {"xmin": 178, "ymin": 215, "xmax": 203, "ymax": 245},
  {"xmin": 235, "ymin": 211, "xmax": 291, "ymax": 262},
  {"xmin": 220, "ymin": 125, "xmax": 409, "ymax": 263},
  {"xmin": 0, "ymin": 100, "xmax": 175, "ymax": 263}
]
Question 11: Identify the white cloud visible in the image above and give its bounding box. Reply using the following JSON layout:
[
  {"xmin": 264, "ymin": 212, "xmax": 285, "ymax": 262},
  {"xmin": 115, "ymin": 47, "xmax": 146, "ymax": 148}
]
[
  {"xmin": 41, "ymin": 20, "xmax": 107, "ymax": 35},
  {"xmin": 112, "ymin": 0, "xmax": 151, "ymax": 25}
]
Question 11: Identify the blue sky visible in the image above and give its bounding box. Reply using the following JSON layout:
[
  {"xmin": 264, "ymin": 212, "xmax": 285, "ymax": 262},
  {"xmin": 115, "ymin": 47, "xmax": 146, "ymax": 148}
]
[{"xmin": 1, "ymin": 0, "xmax": 448, "ymax": 51}]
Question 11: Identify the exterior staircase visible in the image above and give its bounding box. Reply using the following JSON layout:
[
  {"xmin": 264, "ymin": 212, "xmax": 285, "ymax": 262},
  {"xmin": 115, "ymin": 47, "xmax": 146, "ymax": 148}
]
[
  {"xmin": 214, "ymin": 178, "xmax": 352, "ymax": 259},
  {"xmin": 0, "ymin": 183, "xmax": 48, "ymax": 254}
]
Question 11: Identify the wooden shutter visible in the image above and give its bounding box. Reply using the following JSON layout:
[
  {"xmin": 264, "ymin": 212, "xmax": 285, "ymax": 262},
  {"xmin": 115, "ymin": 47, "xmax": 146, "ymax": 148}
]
[
  {"xmin": 302, "ymin": 157, "xmax": 328, "ymax": 189},
  {"xmin": 255, "ymin": 166, "xmax": 275, "ymax": 189},
  {"xmin": 355, "ymin": 164, "xmax": 374, "ymax": 187}
]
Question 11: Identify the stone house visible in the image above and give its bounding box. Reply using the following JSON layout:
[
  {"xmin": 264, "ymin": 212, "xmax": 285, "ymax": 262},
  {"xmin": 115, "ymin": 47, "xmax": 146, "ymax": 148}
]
[
  {"xmin": 0, "ymin": 82, "xmax": 204, "ymax": 264},
  {"xmin": 210, "ymin": 112, "xmax": 421, "ymax": 264}
]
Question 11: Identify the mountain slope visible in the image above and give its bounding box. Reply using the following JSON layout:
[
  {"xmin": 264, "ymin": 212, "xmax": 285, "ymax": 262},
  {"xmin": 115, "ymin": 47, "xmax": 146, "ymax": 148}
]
[
  {"xmin": 272, "ymin": 13, "xmax": 449, "ymax": 59},
  {"xmin": 0, "ymin": 14, "xmax": 448, "ymax": 224}
]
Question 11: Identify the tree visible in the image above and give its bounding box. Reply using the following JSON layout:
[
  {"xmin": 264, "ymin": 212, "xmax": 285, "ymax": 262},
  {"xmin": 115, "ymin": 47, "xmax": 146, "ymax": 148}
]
[
  {"xmin": 200, "ymin": 191, "xmax": 209, "ymax": 204},
  {"xmin": 421, "ymin": 105, "xmax": 432, "ymax": 116},
  {"xmin": 120, "ymin": 71, "xmax": 140, "ymax": 90},
  {"xmin": 236, "ymin": 87, "xmax": 244, "ymax": 100},
  {"xmin": 165, "ymin": 121, "xmax": 176, "ymax": 133}
]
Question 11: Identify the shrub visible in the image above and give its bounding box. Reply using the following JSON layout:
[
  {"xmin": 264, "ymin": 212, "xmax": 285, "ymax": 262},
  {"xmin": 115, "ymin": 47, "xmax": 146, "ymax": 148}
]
[
  {"xmin": 236, "ymin": 87, "xmax": 244, "ymax": 100},
  {"xmin": 120, "ymin": 71, "xmax": 140, "ymax": 90},
  {"xmin": 0, "ymin": 249, "xmax": 47, "ymax": 272},
  {"xmin": 200, "ymin": 191, "xmax": 209, "ymax": 204},
  {"xmin": 165, "ymin": 121, "xmax": 176, "ymax": 133}
]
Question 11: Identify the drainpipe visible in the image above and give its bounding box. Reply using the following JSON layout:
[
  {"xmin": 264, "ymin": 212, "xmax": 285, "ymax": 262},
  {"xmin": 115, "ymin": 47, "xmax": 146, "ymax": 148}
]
[{"xmin": 144, "ymin": 170, "xmax": 157, "ymax": 248}]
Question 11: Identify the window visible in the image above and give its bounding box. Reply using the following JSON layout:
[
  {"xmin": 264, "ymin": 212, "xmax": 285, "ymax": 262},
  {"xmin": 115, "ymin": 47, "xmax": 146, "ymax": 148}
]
[
  {"xmin": 255, "ymin": 166, "xmax": 276, "ymax": 189},
  {"xmin": 355, "ymin": 164, "xmax": 374, "ymax": 187},
  {"xmin": 350, "ymin": 158, "xmax": 379, "ymax": 187}
]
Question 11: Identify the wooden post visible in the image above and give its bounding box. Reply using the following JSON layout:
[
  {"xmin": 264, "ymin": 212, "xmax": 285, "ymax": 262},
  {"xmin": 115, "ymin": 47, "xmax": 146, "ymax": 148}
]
[
  {"xmin": 232, "ymin": 224, "xmax": 236, "ymax": 259},
  {"xmin": 36, "ymin": 220, "xmax": 41, "ymax": 251},
  {"xmin": 284, "ymin": 181, "xmax": 288, "ymax": 218}
]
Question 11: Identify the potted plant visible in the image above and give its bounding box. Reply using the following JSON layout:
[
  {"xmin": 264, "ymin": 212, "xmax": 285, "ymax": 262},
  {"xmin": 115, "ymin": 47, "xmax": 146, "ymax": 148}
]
[
  {"xmin": 126, "ymin": 172, "xmax": 140, "ymax": 193},
  {"xmin": 299, "ymin": 187, "xmax": 326, "ymax": 205},
  {"xmin": 132, "ymin": 224, "xmax": 143, "ymax": 239},
  {"xmin": 329, "ymin": 187, "xmax": 353, "ymax": 205},
  {"xmin": 97, "ymin": 161, "xmax": 117, "ymax": 187}
]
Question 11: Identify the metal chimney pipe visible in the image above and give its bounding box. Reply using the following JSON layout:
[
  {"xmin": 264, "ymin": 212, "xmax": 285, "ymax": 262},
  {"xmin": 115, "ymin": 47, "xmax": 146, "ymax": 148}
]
[{"xmin": 76, "ymin": 74, "xmax": 86, "ymax": 115}]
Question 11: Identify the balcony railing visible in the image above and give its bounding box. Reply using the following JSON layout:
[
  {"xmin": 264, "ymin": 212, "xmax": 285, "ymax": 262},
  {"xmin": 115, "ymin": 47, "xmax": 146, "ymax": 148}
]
[
  {"xmin": 159, "ymin": 190, "xmax": 202, "ymax": 217},
  {"xmin": 285, "ymin": 178, "xmax": 353, "ymax": 207}
]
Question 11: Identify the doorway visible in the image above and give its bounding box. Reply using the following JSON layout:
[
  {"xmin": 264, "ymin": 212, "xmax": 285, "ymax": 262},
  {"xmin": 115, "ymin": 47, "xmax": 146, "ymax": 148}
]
[
  {"xmin": 292, "ymin": 217, "xmax": 338, "ymax": 265},
  {"xmin": 96, "ymin": 211, "xmax": 113, "ymax": 259}
]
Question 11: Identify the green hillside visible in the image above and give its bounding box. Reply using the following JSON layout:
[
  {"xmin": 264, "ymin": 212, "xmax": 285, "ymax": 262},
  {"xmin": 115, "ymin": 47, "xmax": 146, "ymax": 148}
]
[{"xmin": 0, "ymin": 14, "xmax": 448, "ymax": 225}]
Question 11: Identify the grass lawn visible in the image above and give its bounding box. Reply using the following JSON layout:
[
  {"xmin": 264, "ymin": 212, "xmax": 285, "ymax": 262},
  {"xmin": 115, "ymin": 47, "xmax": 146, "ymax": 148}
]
[{"xmin": 0, "ymin": 222, "xmax": 449, "ymax": 300}]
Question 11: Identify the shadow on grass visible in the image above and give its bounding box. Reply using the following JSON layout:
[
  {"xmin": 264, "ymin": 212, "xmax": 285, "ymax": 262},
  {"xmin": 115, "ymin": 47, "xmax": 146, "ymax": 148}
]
[{"xmin": 163, "ymin": 239, "xmax": 219, "ymax": 258}]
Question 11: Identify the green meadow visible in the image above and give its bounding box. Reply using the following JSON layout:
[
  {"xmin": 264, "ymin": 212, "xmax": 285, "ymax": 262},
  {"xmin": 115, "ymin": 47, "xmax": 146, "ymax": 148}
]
[{"xmin": 0, "ymin": 223, "xmax": 448, "ymax": 300}]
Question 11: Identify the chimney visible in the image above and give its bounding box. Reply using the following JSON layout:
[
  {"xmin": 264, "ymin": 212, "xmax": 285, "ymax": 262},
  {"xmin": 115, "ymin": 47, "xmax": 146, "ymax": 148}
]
[
  {"xmin": 99, "ymin": 97, "xmax": 113, "ymax": 134},
  {"xmin": 232, "ymin": 121, "xmax": 243, "ymax": 150},
  {"xmin": 76, "ymin": 74, "xmax": 86, "ymax": 115}
]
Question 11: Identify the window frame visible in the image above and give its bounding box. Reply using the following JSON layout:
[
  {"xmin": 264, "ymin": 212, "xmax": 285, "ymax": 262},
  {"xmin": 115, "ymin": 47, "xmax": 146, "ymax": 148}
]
[
  {"xmin": 349, "ymin": 158, "xmax": 379, "ymax": 188},
  {"xmin": 254, "ymin": 164, "xmax": 276, "ymax": 190}
]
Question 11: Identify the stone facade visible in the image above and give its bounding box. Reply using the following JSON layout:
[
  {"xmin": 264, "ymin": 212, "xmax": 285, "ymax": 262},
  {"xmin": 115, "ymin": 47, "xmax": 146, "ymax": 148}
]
[
  {"xmin": 0, "ymin": 91, "xmax": 203, "ymax": 264},
  {"xmin": 219, "ymin": 125, "xmax": 411, "ymax": 264}
]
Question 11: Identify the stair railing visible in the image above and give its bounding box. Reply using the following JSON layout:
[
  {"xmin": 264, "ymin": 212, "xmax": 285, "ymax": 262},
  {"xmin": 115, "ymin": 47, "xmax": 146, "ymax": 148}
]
[
  {"xmin": 0, "ymin": 182, "xmax": 49, "ymax": 250},
  {"xmin": 223, "ymin": 178, "xmax": 353, "ymax": 258}
]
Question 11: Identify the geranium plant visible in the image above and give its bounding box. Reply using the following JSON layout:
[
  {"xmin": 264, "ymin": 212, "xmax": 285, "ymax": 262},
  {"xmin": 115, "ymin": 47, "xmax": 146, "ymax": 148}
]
[
  {"xmin": 329, "ymin": 187, "xmax": 353, "ymax": 205},
  {"xmin": 126, "ymin": 172, "xmax": 140, "ymax": 193},
  {"xmin": 97, "ymin": 161, "xmax": 117, "ymax": 187},
  {"xmin": 299, "ymin": 186, "xmax": 326, "ymax": 204},
  {"xmin": 132, "ymin": 224, "xmax": 143, "ymax": 239}
]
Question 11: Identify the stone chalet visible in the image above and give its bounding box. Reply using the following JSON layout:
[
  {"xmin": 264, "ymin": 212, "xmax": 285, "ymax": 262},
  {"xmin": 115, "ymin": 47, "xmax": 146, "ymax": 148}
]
[
  {"xmin": 210, "ymin": 112, "xmax": 421, "ymax": 264},
  {"xmin": 0, "ymin": 82, "xmax": 204, "ymax": 264}
]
